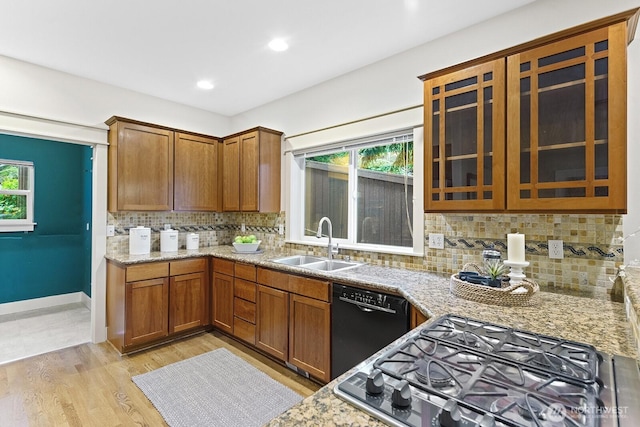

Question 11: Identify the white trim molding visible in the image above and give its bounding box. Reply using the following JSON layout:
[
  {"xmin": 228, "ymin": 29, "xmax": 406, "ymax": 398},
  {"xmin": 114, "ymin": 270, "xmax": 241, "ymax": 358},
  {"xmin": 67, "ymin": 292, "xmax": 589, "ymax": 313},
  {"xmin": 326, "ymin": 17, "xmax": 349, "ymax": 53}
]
[
  {"xmin": 0, "ymin": 292, "xmax": 89, "ymax": 316},
  {"xmin": 0, "ymin": 109, "xmax": 108, "ymax": 146}
]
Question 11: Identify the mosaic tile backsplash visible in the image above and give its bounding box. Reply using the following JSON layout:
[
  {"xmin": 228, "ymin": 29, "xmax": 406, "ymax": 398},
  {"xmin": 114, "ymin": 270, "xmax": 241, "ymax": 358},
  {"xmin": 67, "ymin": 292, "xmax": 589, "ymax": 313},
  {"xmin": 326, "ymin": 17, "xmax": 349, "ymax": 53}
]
[
  {"xmin": 107, "ymin": 211, "xmax": 624, "ymax": 299},
  {"xmin": 107, "ymin": 211, "xmax": 286, "ymax": 254},
  {"xmin": 423, "ymin": 214, "xmax": 623, "ymax": 299}
]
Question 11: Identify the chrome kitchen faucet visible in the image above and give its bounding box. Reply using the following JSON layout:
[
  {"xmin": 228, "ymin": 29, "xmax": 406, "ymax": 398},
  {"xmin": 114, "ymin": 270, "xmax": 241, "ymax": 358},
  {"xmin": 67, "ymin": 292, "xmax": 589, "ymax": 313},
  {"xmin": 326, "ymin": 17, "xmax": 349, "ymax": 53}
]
[{"xmin": 316, "ymin": 217, "xmax": 339, "ymax": 261}]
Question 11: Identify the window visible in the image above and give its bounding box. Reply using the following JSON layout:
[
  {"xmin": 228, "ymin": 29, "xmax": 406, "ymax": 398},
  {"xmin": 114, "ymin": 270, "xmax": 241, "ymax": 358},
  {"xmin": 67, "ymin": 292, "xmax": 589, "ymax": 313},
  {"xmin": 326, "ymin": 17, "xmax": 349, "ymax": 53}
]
[
  {"xmin": 292, "ymin": 129, "xmax": 423, "ymax": 254},
  {"xmin": 0, "ymin": 159, "xmax": 35, "ymax": 232}
]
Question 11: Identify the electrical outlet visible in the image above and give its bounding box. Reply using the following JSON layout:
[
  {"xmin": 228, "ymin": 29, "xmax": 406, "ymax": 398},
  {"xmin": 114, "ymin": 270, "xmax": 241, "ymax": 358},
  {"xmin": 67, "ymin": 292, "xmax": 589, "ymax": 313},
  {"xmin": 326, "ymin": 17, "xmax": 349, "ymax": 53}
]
[
  {"xmin": 429, "ymin": 233, "xmax": 444, "ymax": 249},
  {"xmin": 106, "ymin": 225, "xmax": 115, "ymax": 237},
  {"xmin": 241, "ymin": 223, "xmax": 246, "ymax": 233},
  {"xmin": 548, "ymin": 240, "xmax": 564, "ymax": 259},
  {"xmin": 164, "ymin": 223, "xmax": 171, "ymax": 230},
  {"xmin": 278, "ymin": 224, "xmax": 284, "ymax": 235}
]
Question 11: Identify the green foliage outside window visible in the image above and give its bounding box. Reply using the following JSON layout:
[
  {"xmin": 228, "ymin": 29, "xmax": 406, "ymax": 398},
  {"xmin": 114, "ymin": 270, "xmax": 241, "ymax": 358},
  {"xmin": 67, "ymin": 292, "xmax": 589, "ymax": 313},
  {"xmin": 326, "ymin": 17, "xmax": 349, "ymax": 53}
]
[
  {"xmin": 358, "ymin": 142, "xmax": 413, "ymax": 175},
  {"xmin": 309, "ymin": 142, "xmax": 414, "ymax": 175},
  {"xmin": 0, "ymin": 165, "xmax": 25, "ymax": 219}
]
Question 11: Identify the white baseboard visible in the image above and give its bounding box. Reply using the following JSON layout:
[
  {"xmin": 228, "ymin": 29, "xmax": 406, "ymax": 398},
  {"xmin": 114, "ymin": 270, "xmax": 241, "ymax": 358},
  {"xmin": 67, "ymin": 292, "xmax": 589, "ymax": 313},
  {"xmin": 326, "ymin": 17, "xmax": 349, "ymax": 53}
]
[
  {"xmin": 80, "ymin": 292, "xmax": 91, "ymax": 309},
  {"xmin": 0, "ymin": 292, "xmax": 91, "ymax": 316}
]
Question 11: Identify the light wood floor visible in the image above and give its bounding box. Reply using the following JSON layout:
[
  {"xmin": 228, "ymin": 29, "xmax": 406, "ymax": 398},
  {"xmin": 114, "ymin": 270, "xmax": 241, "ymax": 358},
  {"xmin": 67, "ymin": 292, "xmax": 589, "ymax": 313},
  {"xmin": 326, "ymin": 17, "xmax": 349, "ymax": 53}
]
[{"xmin": 0, "ymin": 330, "xmax": 321, "ymax": 426}]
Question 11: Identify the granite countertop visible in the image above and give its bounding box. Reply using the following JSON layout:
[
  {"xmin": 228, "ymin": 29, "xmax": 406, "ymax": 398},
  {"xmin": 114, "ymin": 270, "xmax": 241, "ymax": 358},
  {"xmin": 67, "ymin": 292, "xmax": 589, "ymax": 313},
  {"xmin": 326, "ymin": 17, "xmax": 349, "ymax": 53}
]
[
  {"xmin": 623, "ymin": 264, "xmax": 640, "ymax": 317},
  {"xmin": 106, "ymin": 247, "xmax": 639, "ymax": 427}
]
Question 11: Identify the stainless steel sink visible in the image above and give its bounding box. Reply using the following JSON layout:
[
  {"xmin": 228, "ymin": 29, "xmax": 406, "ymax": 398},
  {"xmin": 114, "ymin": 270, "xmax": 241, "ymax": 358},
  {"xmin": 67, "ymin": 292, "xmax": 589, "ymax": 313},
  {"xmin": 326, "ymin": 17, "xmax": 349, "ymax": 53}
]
[
  {"xmin": 271, "ymin": 255, "xmax": 363, "ymax": 272},
  {"xmin": 301, "ymin": 260, "xmax": 363, "ymax": 272},
  {"xmin": 271, "ymin": 255, "xmax": 326, "ymax": 266}
]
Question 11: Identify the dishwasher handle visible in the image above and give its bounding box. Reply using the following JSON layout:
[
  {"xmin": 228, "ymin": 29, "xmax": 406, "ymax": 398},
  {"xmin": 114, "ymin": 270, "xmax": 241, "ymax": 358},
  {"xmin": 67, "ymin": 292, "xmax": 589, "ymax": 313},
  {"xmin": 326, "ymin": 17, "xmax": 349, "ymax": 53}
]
[{"xmin": 338, "ymin": 296, "xmax": 397, "ymax": 314}]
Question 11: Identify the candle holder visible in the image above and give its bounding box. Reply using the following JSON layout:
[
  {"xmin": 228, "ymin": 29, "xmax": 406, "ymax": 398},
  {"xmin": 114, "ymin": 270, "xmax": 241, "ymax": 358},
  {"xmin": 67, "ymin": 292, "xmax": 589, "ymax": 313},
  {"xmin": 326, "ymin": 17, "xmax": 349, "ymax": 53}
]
[{"xmin": 503, "ymin": 260, "xmax": 530, "ymax": 284}]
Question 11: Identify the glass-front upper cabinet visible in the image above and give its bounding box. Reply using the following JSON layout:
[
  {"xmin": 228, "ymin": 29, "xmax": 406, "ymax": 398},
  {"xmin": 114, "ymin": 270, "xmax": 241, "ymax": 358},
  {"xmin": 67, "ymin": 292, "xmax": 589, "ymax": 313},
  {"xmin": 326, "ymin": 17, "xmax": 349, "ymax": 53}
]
[
  {"xmin": 506, "ymin": 22, "xmax": 627, "ymax": 212},
  {"xmin": 423, "ymin": 59, "xmax": 506, "ymax": 211}
]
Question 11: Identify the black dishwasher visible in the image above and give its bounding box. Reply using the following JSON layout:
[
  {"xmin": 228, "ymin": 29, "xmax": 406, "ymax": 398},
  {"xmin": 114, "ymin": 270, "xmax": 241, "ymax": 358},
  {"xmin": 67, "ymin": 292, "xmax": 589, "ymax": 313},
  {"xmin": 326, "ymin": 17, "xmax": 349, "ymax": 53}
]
[{"xmin": 331, "ymin": 283, "xmax": 409, "ymax": 380}]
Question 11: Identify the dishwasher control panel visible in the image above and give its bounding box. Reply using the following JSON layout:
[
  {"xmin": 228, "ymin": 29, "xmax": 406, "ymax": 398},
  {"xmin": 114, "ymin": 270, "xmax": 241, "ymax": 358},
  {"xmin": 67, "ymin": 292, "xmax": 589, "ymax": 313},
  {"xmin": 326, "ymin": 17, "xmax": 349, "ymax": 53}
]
[{"xmin": 335, "ymin": 285, "xmax": 398, "ymax": 311}]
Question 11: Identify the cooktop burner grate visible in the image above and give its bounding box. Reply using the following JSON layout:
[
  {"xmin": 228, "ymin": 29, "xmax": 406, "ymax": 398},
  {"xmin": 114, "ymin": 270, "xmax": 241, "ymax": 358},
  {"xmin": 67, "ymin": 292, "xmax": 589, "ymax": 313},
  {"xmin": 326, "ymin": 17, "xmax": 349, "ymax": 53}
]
[{"xmin": 419, "ymin": 315, "xmax": 601, "ymax": 383}]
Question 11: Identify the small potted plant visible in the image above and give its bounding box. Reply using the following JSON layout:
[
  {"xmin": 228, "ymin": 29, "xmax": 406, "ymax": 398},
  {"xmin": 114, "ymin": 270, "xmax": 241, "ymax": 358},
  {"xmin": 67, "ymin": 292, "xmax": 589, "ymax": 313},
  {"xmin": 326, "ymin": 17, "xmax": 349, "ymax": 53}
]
[{"xmin": 485, "ymin": 260, "xmax": 508, "ymax": 288}]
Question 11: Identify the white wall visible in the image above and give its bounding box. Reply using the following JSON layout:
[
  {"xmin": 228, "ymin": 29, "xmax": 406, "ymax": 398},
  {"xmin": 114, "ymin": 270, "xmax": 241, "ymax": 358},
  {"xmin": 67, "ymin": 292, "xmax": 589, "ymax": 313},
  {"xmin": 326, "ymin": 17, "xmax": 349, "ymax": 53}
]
[
  {"xmin": 0, "ymin": 55, "xmax": 230, "ymax": 136},
  {"xmin": 231, "ymin": 0, "xmax": 640, "ymax": 261},
  {"xmin": 625, "ymin": 24, "xmax": 640, "ymax": 264}
]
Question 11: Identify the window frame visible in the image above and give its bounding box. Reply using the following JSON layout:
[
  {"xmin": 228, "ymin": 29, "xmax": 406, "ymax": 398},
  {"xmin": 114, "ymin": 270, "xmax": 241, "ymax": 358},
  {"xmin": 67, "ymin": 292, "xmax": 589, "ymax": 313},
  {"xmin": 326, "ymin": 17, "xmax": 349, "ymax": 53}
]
[
  {"xmin": 0, "ymin": 159, "xmax": 35, "ymax": 232},
  {"xmin": 288, "ymin": 128, "xmax": 424, "ymax": 256}
]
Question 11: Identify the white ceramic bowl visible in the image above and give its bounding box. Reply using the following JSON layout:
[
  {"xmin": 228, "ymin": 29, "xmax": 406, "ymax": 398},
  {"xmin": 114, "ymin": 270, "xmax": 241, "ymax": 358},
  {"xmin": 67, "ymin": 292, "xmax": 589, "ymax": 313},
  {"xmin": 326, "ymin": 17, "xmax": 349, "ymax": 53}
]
[{"xmin": 232, "ymin": 241, "xmax": 261, "ymax": 252}]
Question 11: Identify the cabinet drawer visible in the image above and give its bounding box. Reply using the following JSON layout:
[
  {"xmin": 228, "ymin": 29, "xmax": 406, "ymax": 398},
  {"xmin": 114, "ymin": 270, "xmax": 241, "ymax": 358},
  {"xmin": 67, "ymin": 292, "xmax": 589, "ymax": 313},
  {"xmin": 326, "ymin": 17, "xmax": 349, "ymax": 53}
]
[
  {"xmin": 234, "ymin": 279, "xmax": 257, "ymax": 302},
  {"xmin": 213, "ymin": 258, "xmax": 234, "ymax": 276},
  {"xmin": 170, "ymin": 258, "xmax": 206, "ymax": 276},
  {"xmin": 126, "ymin": 262, "xmax": 169, "ymax": 282},
  {"xmin": 257, "ymin": 267, "xmax": 289, "ymax": 292},
  {"xmin": 233, "ymin": 317, "xmax": 256, "ymax": 345},
  {"xmin": 234, "ymin": 297, "xmax": 256, "ymax": 323},
  {"xmin": 235, "ymin": 262, "xmax": 256, "ymax": 281},
  {"xmin": 288, "ymin": 275, "xmax": 330, "ymax": 302}
]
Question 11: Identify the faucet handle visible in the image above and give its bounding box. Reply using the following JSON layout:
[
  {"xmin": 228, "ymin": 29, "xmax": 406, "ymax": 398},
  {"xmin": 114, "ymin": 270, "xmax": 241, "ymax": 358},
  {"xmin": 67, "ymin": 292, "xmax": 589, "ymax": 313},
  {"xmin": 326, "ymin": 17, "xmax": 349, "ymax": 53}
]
[{"xmin": 331, "ymin": 243, "xmax": 339, "ymax": 254}]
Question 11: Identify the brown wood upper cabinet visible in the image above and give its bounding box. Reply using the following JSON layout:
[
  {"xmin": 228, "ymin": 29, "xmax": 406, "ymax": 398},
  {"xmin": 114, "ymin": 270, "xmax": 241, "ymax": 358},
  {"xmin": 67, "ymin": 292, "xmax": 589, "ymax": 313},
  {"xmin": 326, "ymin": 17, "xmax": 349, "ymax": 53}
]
[
  {"xmin": 106, "ymin": 117, "xmax": 219, "ymax": 212},
  {"xmin": 506, "ymin": 24, "xmax": 627, "ymax": 212},
  {"xmin": 421, "ymin": 12, "xmax": 638, "ymax": 213},
  {"xmin": 222, "ymin": 128, "xmax": 283, "ymax": 212},
  {"xmin": 174, "ymin": 132, "xmax": 219, "ymax": 211},
  {"xmin": 423, "ymin": 60, "xmax": 506, "ymax": 211},
  {"xmin": 107, "ymin": 118, "xmax": 174, "ymax": 211}
]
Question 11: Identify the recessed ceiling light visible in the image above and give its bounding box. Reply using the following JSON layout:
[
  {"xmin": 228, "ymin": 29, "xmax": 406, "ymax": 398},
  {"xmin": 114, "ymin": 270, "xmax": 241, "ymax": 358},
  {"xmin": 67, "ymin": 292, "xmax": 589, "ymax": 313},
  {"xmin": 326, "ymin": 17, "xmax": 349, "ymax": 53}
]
[
  {"xmin": 268, "ymin": 38, "xmax": 289, "ymax": 52},
  {"xmin": 196, "ymin": 80, "xmax": 214, "ymax": 90},
  {"xmin": 404, "ymin": 0, "xmax": 419, "ymax": 11}
]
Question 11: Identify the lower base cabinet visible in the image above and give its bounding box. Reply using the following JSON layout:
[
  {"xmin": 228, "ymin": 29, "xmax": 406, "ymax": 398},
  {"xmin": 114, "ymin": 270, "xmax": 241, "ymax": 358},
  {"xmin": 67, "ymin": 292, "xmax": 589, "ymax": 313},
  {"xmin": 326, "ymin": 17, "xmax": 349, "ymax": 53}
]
[
  {"xmin": 107, "ymin": 258, "xmax": 208, "ymax": 353},
  {"xmin": 289, "ymin": 294, "xmax": 331, "ymax": 381},
  {"xmin": 211, "ymin": 271, "xmax": 234, "ymax": 334},
  {"xmin": 255, "ymin": 267, "xmax": 331, "ymax": 383},
  {"xmin": 126, "ymin": 277, "xmax": 169, "ymax": 347},
  {"xmin": 256, "ymin": 285, "xmax": 289, "ymax": 360},
  {"xmin": 410, "ymin": 305, "xmax": 429, "ymax": 328},
  {"xmin": 233, "ymin": 279, "xmax": 257, "ymax": 345},
  {"xmin": 170, "ymin": 271, "xmax": 207, "ymax": 334}
]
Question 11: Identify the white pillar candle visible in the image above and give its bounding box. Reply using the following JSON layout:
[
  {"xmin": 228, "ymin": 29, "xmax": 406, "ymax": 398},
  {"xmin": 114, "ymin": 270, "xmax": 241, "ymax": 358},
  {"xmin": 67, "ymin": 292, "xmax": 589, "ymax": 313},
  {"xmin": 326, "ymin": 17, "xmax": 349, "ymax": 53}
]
[{"xmin": 507, "ymin": 233, "xmax": 525, "ymax": 262}]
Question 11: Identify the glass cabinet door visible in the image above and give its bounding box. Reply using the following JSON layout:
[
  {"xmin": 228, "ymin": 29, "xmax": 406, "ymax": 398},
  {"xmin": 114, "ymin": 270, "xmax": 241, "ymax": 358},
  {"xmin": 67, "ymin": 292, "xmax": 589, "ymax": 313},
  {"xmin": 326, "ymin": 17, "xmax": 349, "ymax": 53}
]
[
  {"xmin": 424, "ymin": 59, "xmax": 506, "ymax": 211},
  {"xmin": 506, "ymin": 22, "xmax": 627, "ymax": 212}
]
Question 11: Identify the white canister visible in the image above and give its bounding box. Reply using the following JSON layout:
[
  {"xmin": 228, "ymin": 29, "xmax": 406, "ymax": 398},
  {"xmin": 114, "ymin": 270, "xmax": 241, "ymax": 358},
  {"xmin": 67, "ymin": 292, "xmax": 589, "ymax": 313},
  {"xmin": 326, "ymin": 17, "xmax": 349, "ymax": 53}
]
[
  {"xmin": 129, "ymin": 226, "xmax": 151, "ymax": 255},
  {"xmin": 160, "ymin": 229, "xmax": 179, "ymax": 252},
  {"xmin": 186, "ymin": 233, "xmax": 200, "ymax": 250}
]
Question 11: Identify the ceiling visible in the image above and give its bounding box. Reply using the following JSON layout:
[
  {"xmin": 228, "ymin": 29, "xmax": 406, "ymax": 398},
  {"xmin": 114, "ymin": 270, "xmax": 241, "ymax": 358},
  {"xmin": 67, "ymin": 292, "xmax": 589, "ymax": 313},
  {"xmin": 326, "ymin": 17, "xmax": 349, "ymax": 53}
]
[{"xmin": 2, "ymin": 0, "xmax": 535, "ymax": 117}]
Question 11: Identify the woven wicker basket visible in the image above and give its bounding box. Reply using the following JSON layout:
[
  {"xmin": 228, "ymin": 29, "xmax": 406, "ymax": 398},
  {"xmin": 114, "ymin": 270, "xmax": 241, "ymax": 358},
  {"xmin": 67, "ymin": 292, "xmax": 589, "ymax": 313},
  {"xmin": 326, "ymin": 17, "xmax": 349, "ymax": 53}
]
[{"xmin": 450, "ymin": 263, "xmax": 539, "ymax": 306}]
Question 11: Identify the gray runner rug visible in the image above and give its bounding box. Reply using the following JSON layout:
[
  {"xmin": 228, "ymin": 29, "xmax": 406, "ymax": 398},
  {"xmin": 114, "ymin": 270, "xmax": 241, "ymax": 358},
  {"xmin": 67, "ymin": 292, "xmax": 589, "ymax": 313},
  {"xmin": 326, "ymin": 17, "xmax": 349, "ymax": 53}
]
[{"xmin": 132, "ymin": 348, "xmax": 303, "ymax": 427}]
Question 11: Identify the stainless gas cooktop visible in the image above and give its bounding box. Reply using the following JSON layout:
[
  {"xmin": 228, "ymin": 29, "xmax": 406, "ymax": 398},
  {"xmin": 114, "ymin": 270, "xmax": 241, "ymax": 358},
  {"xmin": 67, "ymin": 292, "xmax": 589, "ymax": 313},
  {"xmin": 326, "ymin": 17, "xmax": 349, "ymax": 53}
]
[{"xmin": 334, "ymin": 314, "xmax": 640, "ymax": 427}]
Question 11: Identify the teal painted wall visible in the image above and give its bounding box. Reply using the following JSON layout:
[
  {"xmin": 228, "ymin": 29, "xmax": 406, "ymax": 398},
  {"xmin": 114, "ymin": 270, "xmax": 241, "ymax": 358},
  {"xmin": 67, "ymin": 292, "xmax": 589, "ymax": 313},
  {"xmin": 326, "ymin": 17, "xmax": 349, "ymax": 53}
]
[{"xmin": 0, "ymin": 134, "xmax": 92, "ymax": 304}]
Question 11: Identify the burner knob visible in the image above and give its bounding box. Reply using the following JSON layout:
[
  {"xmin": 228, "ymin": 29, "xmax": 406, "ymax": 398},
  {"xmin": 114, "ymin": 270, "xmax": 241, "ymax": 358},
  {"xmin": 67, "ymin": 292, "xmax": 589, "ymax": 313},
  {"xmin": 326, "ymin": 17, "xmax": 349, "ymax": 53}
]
[
  {"xmin": 438, "ymin": 399, "xmax": 461, "ymax": 427},
  {"xmin": 478, "ymin": 414, "xmax": 496, "ymax": 427},
  {"xmin": 366, "ymin": 369, "xmax": 385, "ymax": 395},
  {"xmin": 391, "ymin": 380, "xmax": 412, "ymax": 408}
]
